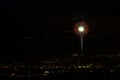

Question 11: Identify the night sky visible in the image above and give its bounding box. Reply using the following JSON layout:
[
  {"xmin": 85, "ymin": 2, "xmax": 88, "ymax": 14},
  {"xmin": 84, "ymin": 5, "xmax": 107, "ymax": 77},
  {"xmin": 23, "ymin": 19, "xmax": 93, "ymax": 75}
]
[{"xmin": 1, "ymin": 0, "xmax": 120, "ymax": 56}]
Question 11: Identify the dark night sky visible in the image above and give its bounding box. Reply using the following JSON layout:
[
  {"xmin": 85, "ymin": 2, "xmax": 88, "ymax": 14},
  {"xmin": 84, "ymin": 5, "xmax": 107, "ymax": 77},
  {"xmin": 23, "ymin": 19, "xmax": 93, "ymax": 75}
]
[{"xmin": 1, "ymin": 0, "xmax": 120, "ymax": 56}]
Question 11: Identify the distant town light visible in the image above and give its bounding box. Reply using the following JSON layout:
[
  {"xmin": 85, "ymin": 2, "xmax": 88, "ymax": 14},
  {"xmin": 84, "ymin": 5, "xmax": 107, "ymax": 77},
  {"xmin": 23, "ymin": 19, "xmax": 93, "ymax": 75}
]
[
  {"xmin": 45, "ymin": 71, "xmax": 50, "ymax": 74},
  {"xmin": 78, "ymin": 66, "xmax": 82, "ymax": 68},
  {"xmin": 10, "ymin": 73, "xmax": 16, "ymax": 77}
]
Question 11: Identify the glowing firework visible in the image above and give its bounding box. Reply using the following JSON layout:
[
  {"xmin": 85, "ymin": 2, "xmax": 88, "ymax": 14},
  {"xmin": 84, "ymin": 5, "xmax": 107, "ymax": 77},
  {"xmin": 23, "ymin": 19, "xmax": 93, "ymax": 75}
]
[
  {"xmin": 74, "ymin": 21, "xmax": 89, "ymax": 53},
  {"xmin": 74, "ymin": 21, "xmax": 89, "ymax": 36},
  {"xmin": 78, "ymin": 26, "xmax": 85, "ymax": 32}
]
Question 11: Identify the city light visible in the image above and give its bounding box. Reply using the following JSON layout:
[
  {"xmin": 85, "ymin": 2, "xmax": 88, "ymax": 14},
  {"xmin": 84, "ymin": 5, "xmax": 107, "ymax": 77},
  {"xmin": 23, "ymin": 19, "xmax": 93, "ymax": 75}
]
[{"xmin": 0, "ymin": 54, "xmax": 120, "ymax": 78}]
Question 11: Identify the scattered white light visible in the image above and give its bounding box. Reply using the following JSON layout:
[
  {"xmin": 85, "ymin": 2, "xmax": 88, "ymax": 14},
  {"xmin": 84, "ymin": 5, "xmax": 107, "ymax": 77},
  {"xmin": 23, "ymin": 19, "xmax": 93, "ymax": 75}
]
[
  {"xmin": 78, "ymin": 66, "xmax": 82, "ymax": 68},
  {"xmin": 45, "ymin": 71, "xmax": 50, "ymax": 74}
]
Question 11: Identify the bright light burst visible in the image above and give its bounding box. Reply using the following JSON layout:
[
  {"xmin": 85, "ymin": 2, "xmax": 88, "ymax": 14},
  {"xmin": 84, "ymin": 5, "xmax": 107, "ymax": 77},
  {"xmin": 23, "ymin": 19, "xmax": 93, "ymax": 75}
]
[
  {"xmin": 78, "ymin": 26, "xmax": 85, "ymax": 32},
  {"xmin": 74, "ymin": 21, "xmax": 89, "ymax": 36}
]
